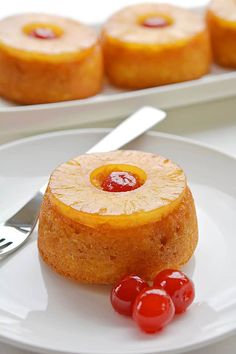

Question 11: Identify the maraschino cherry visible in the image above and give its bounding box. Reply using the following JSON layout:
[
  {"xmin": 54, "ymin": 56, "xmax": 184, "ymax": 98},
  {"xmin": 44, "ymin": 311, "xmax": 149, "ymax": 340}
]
[
  {"xmin": 102, "ymin": 171, "xmax": 141, "ymax": 192},
  {"xmin": 154, "ymin": 269, "xmax": 195, "ymax": 314},
  {"xmin": 133, "ymin": 287, "xmax": 175, "ymax": 333},
  {"xmin": 111, "ymin": 275, "xmax": 148, "ymax": 316},
  {"xmin": 142, "ymin": 17, "xmax": 169, "ymax": 28},
  {"xmin": 29, "ymin": 27, "xmax": 57, "ymax": 39}
]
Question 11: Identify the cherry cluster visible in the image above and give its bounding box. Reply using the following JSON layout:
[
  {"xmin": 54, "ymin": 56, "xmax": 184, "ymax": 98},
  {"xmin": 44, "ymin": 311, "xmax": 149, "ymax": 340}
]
[{"xmin": 111, "ymin": 269, "xmax": 195, "ymax": 333}]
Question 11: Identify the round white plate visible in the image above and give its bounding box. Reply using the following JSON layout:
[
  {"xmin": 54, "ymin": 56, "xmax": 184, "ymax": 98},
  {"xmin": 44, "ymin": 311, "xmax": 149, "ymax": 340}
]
[{"xmin": 0, "ymin": 129, "xmax": 236, "ymax": 354}]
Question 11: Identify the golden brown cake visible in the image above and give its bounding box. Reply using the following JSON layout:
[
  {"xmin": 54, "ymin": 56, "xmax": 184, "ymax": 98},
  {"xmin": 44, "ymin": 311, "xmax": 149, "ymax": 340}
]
[
  {"xmin": 207, "ymin": 0, "xmax": 236, "ymax": 68},
  {"xmin": 101, "ymin": 3, "xmax": 211, "ymax": 89},
  {"xmin": 38, "ymin": 150, "xmax": 198, "ymax": 284},
  {"xmin": 0, "ymin": 14, "xmax": 103, "ymax": 104}
]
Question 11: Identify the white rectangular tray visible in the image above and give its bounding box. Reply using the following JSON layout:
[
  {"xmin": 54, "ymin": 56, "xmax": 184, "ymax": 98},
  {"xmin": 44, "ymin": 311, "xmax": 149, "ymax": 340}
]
[{"xmin": 1, "ymin": 65, "xmax": 236, "ymax": 138}]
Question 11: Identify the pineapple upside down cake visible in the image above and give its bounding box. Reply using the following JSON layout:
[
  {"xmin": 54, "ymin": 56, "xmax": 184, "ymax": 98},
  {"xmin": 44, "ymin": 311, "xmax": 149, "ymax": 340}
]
[
  {"xmin": 207, "ymin": 0, "xmax": 236, "ymax": 68},
  {"xmin": 0, "ymin": 14, "xmax": 103, "ymax": 104},
  {"xmin": 101, "ymin": 3, "xmax": 211, "ymax": 89},
  {"xmin": 38, "ymin": 150, "xmax": 198, "ymax": 284}
]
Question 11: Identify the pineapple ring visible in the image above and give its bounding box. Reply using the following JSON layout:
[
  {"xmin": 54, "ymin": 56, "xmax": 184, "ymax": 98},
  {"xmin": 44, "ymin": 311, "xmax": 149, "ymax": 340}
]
[
  {"xmin": 0, "ymin": 13, "xmax": 103, "ymax": 103},
  {"xmin": 207, "ymin": 0, "xmax": 236, "ymax": 23},
  {"xmin": 101, "ymin": 3, "xmax": 211, "ymax": 89},
  {"xmin": 48, "ymin": 150, "xmax": 186, "ymax": 228},
  {"xmin": 0, "ymin": 14, "xmax": 97, "ymax": 59},
  {"xmin": 207, "ymin": 0, "xmax": 236, "ymax": 68}
]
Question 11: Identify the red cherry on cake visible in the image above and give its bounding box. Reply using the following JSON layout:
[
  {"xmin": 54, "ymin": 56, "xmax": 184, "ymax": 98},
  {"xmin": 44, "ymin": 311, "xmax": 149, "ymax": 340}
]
[
  {"xmin": 154, "ymin": 269, "xmax": 195, "ymax": 314},
  {"xmin": 142, "ymin": 17, "xmax": 169, "ymax": 28},
  {"xmin": 132, "ymin": 287, "xmax": 175, "ymax": 333},
  {"xmin": 111, "ymin": 275, "xmax": 148, "ymax": 316},
  {"xmin": 29, "ymin": 27, "xmax": 57, "ymax": 39},
  {"xmin": 102, "ymin": 171, "xmax": 141, "ymax": 192}
]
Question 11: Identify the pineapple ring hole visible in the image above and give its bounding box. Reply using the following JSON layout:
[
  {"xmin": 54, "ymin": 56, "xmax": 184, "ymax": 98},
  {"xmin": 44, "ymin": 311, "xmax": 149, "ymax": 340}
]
[
  {"xmin": 23, "ymin": 22, "xmax": 63, "ymax": 39},
  {"xmin": 139, "ymin": 13, "xmax": 173, "ymax": 28},
  {"xmin": 90, "ymin": 164, "xmax": 147, "ymax": 191}
]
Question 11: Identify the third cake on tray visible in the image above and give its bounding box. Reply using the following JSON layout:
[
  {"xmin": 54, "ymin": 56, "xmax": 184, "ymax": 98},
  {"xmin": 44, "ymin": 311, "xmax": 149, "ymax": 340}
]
[
  {"xmin": 207, "ymin": 0, "xmax": 236, "ymax": 68},
  {"xmin": 101, "ymin": 3, "xmax": 211, "ymax": 89},
  {"xmin": 0, "ymin": 14, "xmax": 103, "ymax": 104},
  {"xmin": 38, "ymin": 150, "xmax": 198, "ymax": 284}
]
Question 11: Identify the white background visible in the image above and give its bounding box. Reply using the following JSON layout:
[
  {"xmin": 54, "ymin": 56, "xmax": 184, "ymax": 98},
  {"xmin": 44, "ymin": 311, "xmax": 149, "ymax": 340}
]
[{"xmin": 1, "ymin": 0, "xmax": 209, "ymax": 23}]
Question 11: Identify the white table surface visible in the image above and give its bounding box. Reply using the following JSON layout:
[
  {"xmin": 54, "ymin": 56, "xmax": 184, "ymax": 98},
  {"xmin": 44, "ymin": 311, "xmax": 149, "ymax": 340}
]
[{"xmin": 1, "ymin": 0, "xmax": 236, "ymax": 353}]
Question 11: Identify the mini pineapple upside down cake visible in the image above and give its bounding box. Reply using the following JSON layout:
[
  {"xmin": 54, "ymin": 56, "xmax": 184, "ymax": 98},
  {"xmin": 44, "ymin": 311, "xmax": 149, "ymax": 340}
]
[
  {"xmin": 0, "ymin": 13, "xmax": 103, "ymax": 104},
  {"xmin": 101, "ymin": 3, "xmax": 211, "ymax": 89},
  {"xmin": 38, "ymin": 150, "xmax": 198, "ymax": 284},
  {"xmin": 207, "ymin": 0, "xmax": 236, "ymax": 68}
]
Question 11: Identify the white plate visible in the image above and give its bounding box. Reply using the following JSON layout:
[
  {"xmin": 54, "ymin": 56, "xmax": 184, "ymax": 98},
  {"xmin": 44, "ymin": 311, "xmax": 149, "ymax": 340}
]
[{"xmin": 0, "ymin": 129, "xmax": 236, "ymax": 354}]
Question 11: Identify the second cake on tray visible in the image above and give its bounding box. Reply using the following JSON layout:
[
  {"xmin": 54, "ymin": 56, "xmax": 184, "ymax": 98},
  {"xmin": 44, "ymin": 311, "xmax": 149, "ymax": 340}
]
[{"xmin": 101, "ymin": 3, "xmax": 211, "ymax": 89}]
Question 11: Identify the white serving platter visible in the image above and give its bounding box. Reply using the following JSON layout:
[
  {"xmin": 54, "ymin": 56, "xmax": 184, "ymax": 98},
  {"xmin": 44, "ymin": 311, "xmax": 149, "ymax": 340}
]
[
  {"xmin": 0, "ymin": 129, "xmax": 236, "ymax": 354},
  {"xmin": 0, "ymin": 65, "xmax": 236, "ymax": 140}
]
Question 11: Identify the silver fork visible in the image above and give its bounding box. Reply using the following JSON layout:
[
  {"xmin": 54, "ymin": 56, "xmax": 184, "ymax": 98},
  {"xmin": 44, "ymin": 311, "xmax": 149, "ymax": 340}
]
[{"xmin": 0, "ymin": 106, "xmax": 166, "ymax": 257}]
